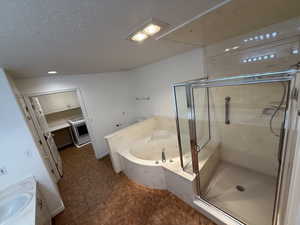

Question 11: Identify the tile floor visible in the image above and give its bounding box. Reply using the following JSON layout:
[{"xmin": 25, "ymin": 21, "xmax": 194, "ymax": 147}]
[
  {"xmin": 53, "ymin": 144, "xmax": 216, "ymax": 225},
  {"xmin": 204, "ymin": 162, "xmax": 277, "ymax": 225}
]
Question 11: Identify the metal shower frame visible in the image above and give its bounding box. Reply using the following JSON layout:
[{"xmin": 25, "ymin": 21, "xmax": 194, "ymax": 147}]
[{"xmin": 173, "ymin": 69, "xmax": 299, "ymax": 225}]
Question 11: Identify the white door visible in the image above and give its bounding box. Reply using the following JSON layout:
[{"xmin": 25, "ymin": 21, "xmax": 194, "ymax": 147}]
[
  {"xmin": 31, "ymin": 97, "xmax": 63, "ymax": 177},
  {"xmin": 18, "ymin": 96, "xmax": 60, "ymax": 182}
]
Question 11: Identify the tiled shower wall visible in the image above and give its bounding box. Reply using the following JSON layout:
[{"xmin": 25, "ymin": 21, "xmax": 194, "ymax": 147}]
[{"xmin": 209, "ymin": 82, "xmax": 285, "ymax": 177}]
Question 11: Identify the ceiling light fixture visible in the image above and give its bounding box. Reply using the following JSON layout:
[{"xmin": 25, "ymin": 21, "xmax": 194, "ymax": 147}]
[
  {"xmin": 131, "ymin": 32, "xmax": 148, "ymax": 42},
  {"xmin": 243, "ymin": 32, "xmax": 278, "ymax": 44},
  {"xmin": 292, "ymin": 49, "xmax": 299, "ymax": 55},
  {"xmin": 127, "ymin": 18, "xmax": 170, "ymax": 43},
  {"xmin": 143, "ymin": 24, "xmax": 161, "ymax": 36},
  {"xmin": 224, "ymin": 46, "xmax": 239, "ymax": 53},
  {"xmin": 242, "ymin": 53, "xmax": 276, "ymax": 63},
  {"xmin": 48, "ymin": 71, "xmax": 57, "ymax": 74}
]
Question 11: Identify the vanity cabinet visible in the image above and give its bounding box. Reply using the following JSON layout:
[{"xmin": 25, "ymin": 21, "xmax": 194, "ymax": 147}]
[{"xmin": 36, "ymin": 185, "xmax": 51, "ymax": 225}]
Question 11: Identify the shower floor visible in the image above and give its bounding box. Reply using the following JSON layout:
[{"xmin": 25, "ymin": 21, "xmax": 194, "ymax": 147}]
[{"xmin": 203, "ymin": 162, "xmax": 277, "ymax": 225}]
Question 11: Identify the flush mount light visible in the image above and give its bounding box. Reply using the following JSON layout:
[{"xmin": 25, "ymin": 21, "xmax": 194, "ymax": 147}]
[
  {"xmin": 48, "ymin": 71, "xmax": 57, "ymax": 74},
  {"xmin": 127, "ymin": 18, "xmax": 170, "ymax": 43},
  {"xmin": 131, "ymin": 32, "xmax": 148, "ymax": 42},
  {"xmin": 143, "ymin": 24, "xmax": 161, "ymax": 36}
]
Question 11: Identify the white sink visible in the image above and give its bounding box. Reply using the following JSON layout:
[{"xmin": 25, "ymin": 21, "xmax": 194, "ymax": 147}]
[{"xmin": 0, "ymin": 192, "xmax": 33, "ymax": 225}]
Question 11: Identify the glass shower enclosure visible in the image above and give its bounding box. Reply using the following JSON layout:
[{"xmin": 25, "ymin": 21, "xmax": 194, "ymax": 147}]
[{"xmin": 173, "ymin": 70, "xmax": 298, "ymax": 225}]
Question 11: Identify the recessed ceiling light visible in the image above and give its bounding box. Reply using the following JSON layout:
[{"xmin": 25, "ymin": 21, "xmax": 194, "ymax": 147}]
[
  {"xmin": 131, "ymin": 32, "xmax": 148, "ymax": 42},
  {"xmin": 143, "ymin": 24, "xmax": 161, "ymax": 36},
  {"xmin": 48, "ymin": 71, "xmax": 57, "ymax": 74},
  {"xmin": 292, "ymin": 49, "xmax": 299, "ymax": 55},
  {"xmin": 272, "ymin": 32, "xmax": 278, "ymax": 37}
]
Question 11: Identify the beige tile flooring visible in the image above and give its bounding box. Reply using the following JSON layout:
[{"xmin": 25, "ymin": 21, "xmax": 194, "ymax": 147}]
[
  {"xmin": 53, "ymin": 144, "xmax": 216, "ymax": 225},
  {"xmin": 204, "ymin": 162, "xmax": 276, "ymax": 225}
]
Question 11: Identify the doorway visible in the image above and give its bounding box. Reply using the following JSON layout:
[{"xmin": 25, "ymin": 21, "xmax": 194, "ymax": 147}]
[{"xmin": 22, "ymin": 88, "xmax": 96, "ymax": 183}]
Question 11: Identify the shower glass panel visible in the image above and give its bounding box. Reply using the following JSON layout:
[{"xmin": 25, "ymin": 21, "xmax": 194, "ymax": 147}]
[
  {"xmin": 193, "ymin": 81, "xmax": 289, "ymax": 225},
  {"xmin": 174, "ymin": 85, "xmax": 192, "ymax": 170},
  {"xmin": 192, "ymin": 87, "xmax": 211, "ymax": 151}
]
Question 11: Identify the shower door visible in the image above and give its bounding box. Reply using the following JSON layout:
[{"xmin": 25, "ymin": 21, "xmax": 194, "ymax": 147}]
[
  {"xmin": 174, "ymin": 70, "xmax": 298, "ymax": 225},
  {"xmin": 174, "ymin": 85, "xmax": 193, "ymax": 169}
]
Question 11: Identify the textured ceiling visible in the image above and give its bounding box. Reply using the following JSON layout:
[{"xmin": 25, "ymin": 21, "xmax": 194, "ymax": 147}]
[
  {"xmin": 0, "ymin": 0, "xmax": 228, "ymax": 77},
  {"xmin": 163, "ymin": 0, "xmax": 300, "ymax": 46}
]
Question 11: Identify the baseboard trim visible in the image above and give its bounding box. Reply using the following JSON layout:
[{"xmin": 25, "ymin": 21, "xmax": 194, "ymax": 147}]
[
  {"xmin": 50, "ymin": 201, "xmax": 65, "ymax": 217},
  {"xmin": 96, "ymin": 151, "xmax": 109, "ymax": 159}
]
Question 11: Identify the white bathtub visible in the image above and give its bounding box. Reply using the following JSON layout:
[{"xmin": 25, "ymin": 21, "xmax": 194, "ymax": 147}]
[
  {"xmin": 119, "ymin": 129, "xmax": 181, "ymax": 189},
  {"xmin": 105, "ymin": 116, "xmax": 194, "ymax": 190}
]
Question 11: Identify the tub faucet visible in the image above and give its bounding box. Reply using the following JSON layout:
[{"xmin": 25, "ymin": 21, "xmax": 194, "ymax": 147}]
[{"xmin": 162, "ymin": 148, "xmax": 166, "ymax": 163}]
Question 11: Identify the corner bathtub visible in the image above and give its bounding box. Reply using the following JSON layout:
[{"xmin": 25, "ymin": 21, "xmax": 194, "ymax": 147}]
[
  {"xmin": 119, "ymin": 130, "xmax": 181, "ymax": 189},
  {"xmin": 105, "ymin": 116, "xmax": 195, "ymax": 191}
]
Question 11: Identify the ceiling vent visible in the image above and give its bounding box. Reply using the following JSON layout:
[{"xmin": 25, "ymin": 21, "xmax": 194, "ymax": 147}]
[{"xmin": 127, "ymin": 18, "xmax": 170, "ymax": 43}]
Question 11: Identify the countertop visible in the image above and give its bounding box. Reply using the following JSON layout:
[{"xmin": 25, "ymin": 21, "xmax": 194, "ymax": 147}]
[
  {"xmin": 46, "ymin": 108, "xmax": 82, "ymax": 132},
  {"xmin": 0, "ymin": 177, "xmax": 37, "ymax": 225},
  {"xmin": 48, "ymin": 122, "xmax": 70, "ymax": 132}
]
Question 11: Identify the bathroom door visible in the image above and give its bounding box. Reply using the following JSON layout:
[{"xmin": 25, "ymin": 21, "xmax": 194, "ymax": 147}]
[
  {"xmin": 18, "ymin": 96, "xmax": 61, "ymax": 182},
  {"xmin": 31, "ymin": 97, "xmax": 63, "ymax": 177}
]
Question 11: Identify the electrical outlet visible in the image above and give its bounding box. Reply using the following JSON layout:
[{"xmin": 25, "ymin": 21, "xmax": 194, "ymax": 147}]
[{"xmin": 0, "ymin": 167, "xmax": 8, "ymax": 176}]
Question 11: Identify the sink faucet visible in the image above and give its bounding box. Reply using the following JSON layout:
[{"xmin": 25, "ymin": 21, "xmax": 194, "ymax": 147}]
[{"xmin": 162, "ymin": 148, "xmax": 166, "ymax": 163}]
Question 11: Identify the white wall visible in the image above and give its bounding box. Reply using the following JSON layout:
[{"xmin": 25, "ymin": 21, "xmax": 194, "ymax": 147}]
[
  {"xmin": 0, "ymin": 69, "xmax": 63, "ymax": 215},
  {"xmin": 15, "ymin": 72, "xmax": 136, "ymax": 158},
  {"xmin": 131, "ymin": 48, "xmax": 205, "ymax": 118}
]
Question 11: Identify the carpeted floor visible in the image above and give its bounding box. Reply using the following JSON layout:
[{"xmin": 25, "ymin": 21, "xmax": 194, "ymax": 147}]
[{"xmin": 53, "ymin": 144, "xmax": 216, "ymax": 225}]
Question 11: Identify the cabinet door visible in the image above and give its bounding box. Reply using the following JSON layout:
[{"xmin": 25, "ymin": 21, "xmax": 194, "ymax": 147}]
[
  {"xmin": 18, "ymin": 97, "xmax": 60, "ymax": 182},
  {"xmin": 31, "ymin": 97, "xmax": 63, "ymax": 177}
]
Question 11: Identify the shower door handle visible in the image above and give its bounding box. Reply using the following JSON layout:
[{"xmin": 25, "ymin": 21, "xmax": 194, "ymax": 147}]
[
  {"xmin": 278, "ymin": 122, "xmax": 285, "ymax": 163},
  {"xmin": 225, "ymin": 96, "xmax": 231, "ymax": 124}
]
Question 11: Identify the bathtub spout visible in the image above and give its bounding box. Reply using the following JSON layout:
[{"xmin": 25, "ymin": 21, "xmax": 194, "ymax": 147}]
[{"xmin": 162, "ymin": 148, "xmax": 166, "ymax": 163}]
